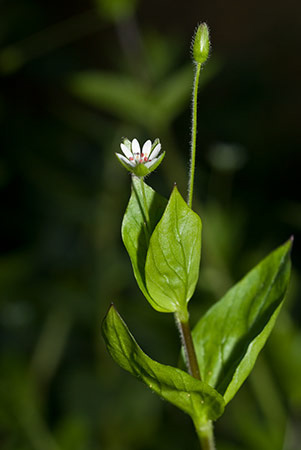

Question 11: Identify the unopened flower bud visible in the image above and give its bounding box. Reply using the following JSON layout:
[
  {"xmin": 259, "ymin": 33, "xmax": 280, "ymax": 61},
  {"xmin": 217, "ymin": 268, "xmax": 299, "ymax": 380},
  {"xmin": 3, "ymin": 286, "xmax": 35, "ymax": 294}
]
[{"xmin": 192, "ymin": 23, "xmax": 210, "ymax": 64}]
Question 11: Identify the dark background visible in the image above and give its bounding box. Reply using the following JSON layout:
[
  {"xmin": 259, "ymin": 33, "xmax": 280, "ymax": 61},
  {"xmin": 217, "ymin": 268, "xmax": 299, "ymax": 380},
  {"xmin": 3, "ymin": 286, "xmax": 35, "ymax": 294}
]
[{"xmin": 0, "ymin": 0, "xmax": 301, "ymax": 449}]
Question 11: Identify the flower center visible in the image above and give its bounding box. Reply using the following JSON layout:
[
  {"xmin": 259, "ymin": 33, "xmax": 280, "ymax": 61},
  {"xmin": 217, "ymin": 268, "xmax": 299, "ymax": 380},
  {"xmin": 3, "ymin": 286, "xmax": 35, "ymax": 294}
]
[{"xmin": 129, "ymin": 152, "xmax": 149, "ymax": 165}]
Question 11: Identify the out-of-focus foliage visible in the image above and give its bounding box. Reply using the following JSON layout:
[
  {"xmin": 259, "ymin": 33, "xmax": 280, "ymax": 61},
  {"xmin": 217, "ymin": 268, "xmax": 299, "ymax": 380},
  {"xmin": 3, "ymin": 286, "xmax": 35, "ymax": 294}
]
[
  {"xmin": 0, "ymin": 0, "xmax": 300, "ymax": 449},
  {"xmin": 95, "ymin": 0, "xmax": 139, "ymax": 22}
]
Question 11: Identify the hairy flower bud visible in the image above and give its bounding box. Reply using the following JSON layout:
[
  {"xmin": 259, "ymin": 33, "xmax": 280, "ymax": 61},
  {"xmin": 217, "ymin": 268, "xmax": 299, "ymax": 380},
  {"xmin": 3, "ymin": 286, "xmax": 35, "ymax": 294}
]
[{"xmin": 192, "ymin": 23, "xmax": 210, "ymax": 64}]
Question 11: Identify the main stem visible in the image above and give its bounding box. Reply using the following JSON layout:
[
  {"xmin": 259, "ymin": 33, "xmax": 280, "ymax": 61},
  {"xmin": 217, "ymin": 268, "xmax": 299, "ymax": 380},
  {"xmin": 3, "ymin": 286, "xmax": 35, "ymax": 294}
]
[
  {"xmin": 176, "ymin": 312, "xmax": 216, "ymax": 449},
  {"xmin": 194, "ymin": 420, "xmax": 216, "ymax": 450},
  {"xmin": 175, "ymin": 310, "xmax": 200, "ymax": 380},
  {"xmin": 187, "ymin": 62, "xmax": 201, "ymax": 209}
]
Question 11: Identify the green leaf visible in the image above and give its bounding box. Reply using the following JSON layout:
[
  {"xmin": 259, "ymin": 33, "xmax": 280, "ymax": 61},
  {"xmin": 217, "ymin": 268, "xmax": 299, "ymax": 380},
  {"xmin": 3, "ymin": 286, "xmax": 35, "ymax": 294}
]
[
  {"xmin": 121, "ymin": 176, "xmax": 168, "ymax": 312},
  {"xmin": 102, "ymin": 304, "xmax": 224, "ymax": 423},
  {"xmin": 192, "ymin": 239, "xmax": 292, "ymax": 405},
  {"xmin": 145, "ymin": 186, "xmax": 202, "ymax": 314}
]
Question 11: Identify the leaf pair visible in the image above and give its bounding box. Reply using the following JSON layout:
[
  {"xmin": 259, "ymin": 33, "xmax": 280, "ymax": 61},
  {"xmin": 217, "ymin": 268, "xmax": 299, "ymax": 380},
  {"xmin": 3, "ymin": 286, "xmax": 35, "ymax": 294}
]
[
  {"xmin": 122, "ymin": 177, "xmax": 202, "ymax": 315},
  {"xmin": 102, "ymin": 238, "xmax": 292, "ymax": 424}
]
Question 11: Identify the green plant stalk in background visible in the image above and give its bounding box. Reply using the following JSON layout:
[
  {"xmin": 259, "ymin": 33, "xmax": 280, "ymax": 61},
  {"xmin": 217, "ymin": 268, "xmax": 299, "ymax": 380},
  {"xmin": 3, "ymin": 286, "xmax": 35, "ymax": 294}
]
[{"xmin": 102, "ymin": 23, "xmax": 292, "ymax": 450}]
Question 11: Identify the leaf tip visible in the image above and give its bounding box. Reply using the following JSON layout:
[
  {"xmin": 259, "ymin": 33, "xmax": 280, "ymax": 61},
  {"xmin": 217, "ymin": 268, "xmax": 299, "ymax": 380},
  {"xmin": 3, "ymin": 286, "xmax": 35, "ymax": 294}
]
[
  {"xmin": 102, "ymin": 302, "xmax": 116, "ymax": 325},
  {"xmin": 285, "ymin": 235, "xmax": 294, "ymax": 253},
  {"xmin": 108, "ymin": 301, "xmax": 116, "ymax": 311},
  {"xmin": 170, "ymin": 183, "xmax": 180, "ymax": 199}
]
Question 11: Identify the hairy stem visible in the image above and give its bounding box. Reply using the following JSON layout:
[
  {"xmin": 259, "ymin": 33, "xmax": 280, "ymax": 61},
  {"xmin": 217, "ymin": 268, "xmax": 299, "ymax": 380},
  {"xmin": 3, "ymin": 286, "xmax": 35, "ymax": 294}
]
[
  {"xmin": 187, "ymin": 62, "xmax": 202, "ymax": 208},
  {"xmin": 175, "ymin": 311, "xmax": 201, "ymax": 380}
]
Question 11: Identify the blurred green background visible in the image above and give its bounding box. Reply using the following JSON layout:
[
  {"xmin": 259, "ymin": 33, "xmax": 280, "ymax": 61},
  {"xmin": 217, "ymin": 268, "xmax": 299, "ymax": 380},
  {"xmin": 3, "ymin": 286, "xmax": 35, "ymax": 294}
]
[{"xmin": 0, "ymin": 0, "xmax": 300, "ymax": 449}]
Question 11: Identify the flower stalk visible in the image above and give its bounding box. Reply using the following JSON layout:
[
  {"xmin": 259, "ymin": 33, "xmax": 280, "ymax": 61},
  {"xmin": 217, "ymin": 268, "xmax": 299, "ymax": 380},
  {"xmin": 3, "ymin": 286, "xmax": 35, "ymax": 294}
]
[
  {"xmin": 188, "ymin": 23, "xmax": 210, "ymax": 208},
  {"xmin": 188, "ymin": 61, "xmax": 202, "ymax": 208},
  {"xmin": 140, "ymin": 176, "xmax": 151, "ymax": 234}
]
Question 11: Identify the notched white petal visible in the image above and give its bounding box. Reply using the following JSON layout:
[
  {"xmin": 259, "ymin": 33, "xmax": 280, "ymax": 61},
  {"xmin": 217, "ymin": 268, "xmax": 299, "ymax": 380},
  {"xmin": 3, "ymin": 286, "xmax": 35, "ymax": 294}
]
[
  {"xmin": 131, "ymin": 138, "xmax": 141, "ymax": 156},
  {"xmin": 120, "ymin": 143, "xmax": 132, "ymax": 159},
  {"xmin": 116, "ymin": 153, "xmax": 135, "ymax": 167},
  {"xmin": 142, "ymin": 140, "xmax": 152, "ymax": 157},
  {"xmin": 123, "ymin": 138, "xmax": 131, "ymax": 149},
  {"xmin": 145, "ymin": 157, "xmax": 159, "ymax": 168},
  {"xmin": 149, "ymin": 143, "xmax": 161, "ymax": 160}
]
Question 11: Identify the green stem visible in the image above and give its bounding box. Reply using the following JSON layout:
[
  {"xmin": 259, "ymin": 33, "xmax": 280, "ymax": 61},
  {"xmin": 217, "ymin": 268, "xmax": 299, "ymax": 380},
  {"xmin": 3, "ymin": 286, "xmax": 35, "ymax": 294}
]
[
  {"xmin": 140, "ymin": 176, "xmax": 150, "ymax": 230},
  {"xmin": 175, "ymin": 310, "xmax": 201, "ymax": 380},
  {"xmin": 176, "ymin": 310, "xmax": 217, "ymax": 449},
  {"xmin": 194, "ymin": 420, "xmax": 216, "ymax": 450},
  {"xmin": 187, "ymin": 62, "xmax": 202, "ymax": 208},
  {"xmin": 131, "ymin": 175, "xmax": 150, "ymax": 241}
]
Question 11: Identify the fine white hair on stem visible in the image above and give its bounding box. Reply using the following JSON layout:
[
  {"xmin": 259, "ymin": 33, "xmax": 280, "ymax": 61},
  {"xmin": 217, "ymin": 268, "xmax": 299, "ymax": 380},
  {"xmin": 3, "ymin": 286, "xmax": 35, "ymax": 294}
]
[{"xmin": 187, "ymin": 62, "xmax": 201, "ymax": 207}]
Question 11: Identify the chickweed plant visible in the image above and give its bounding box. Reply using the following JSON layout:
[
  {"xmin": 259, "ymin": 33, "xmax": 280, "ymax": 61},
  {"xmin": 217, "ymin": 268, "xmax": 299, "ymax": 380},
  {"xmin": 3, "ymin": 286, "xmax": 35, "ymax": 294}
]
[{"xmin": 102, "ymin": 24, "xmax": 292, "ymax": 449}]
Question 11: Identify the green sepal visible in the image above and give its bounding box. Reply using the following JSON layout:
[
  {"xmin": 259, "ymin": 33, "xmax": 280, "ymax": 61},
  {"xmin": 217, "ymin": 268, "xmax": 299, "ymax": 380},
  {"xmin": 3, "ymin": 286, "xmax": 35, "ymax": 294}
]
[
  {"xmin": 102, "ymin": 304, "xmax": 225, "ymax": 422},
  {"xmin": 145, "ymin": 186, "xmax": 202, "ymax": 314},
  {"xmin": 115, "ymin": 152, "xmax": 133, "ymax": 173},
  {"xmin": 121, "ymin": 177, "xmax": 168, "ymax": 312},
  {"xmin": 116, "ymin": 152, "xmax": 165, "ymax": 177},
  {"xmin": 133, "ymin": 152, "xmax": 165, "ymax": 177},
  {"xmin": 192, "ymin": 239, "xmax": 292, "ymax": 404}
]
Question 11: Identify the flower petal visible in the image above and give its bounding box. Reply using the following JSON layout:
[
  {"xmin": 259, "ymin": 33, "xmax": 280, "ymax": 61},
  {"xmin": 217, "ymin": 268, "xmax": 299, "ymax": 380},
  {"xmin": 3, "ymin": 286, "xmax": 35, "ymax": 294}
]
[
  {"xmin": 132, "ymin": 138, "xmax": 141, "ymax": 156},
  {"xmin": 120, "ymin": 143, "xmax": 132, "ymax": 159},
  {"xmin": 116, "ymin": 153, "xmax": 135, "ymax": 167},
  {"xmin": 145, "ymin": 156, "xmax": 159, "ymax": 168},
  {"xmin": 142, "ymin": 140, "xmax": 152, "ymax": 158},
  {"xmin": 149, "ymin": 143, "xmax": 161, "ymax": 160}
]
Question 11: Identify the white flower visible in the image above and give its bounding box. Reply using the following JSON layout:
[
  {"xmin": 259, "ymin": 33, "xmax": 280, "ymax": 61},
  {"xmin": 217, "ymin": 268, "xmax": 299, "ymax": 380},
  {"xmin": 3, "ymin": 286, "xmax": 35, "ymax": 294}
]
[{"xmin": 116, "ymin": 138, "xmax": 165, "ymax": 177}]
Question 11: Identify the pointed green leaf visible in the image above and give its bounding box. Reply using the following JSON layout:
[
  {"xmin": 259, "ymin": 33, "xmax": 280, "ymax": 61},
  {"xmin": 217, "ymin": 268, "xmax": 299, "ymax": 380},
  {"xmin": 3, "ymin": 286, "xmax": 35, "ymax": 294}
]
[
  {"xmin": 145, "ymin": 186, "xmax": 202, "ymax": 314},
  {"xmin": 121, "ymin": 176, "xmax": 168, "ymax": 312},
  {"xmin": 102, "ymin": 305, "xmax": 224, "ymax": 422},
  {"xmin": 192, "ymin": 239, "xmax": 292, "ymax": 405}
]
